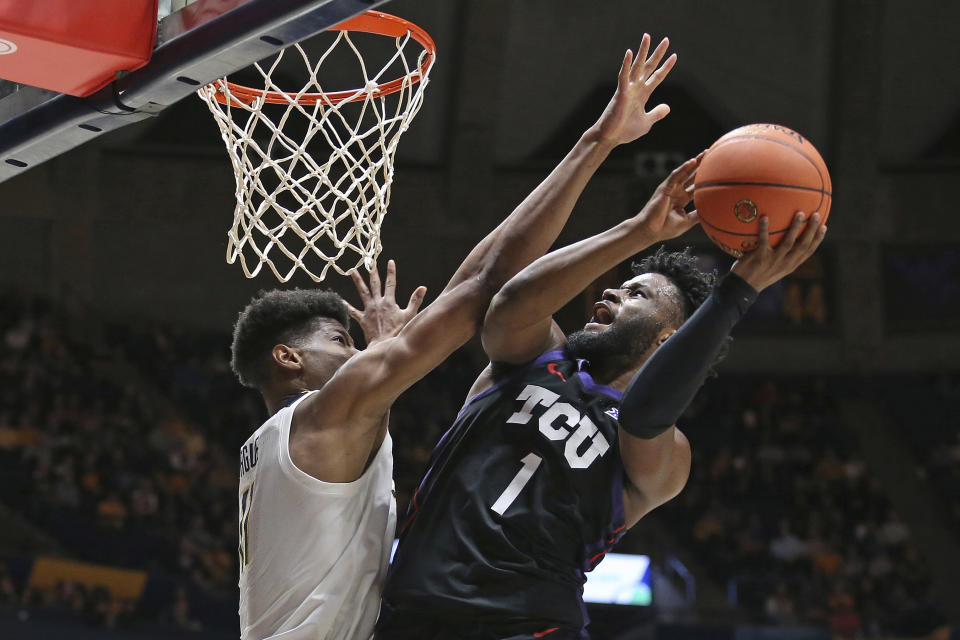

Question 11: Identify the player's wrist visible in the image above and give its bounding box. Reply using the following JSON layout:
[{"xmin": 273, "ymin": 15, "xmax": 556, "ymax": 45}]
[
  {"xmin": 718, "ymin": 271, "xmax": 759, "ymax": 304},
  {"xmin": 729, "ymin": 262, "xmax": 772, "ymax": 293},
  {"xmin": 365, "ymin": 322, "xmax": 402, "ymax": 344},
  {"xmin": 622, "ymin": 204, "xmax": 665, "ymax": 245},
  {"xmin": 583, "ymin": 124, "xmax": 621, "ymax": 154},
  {"xmin": 621, "ymin": 217, "xmax": 658, "ymax": 251}
]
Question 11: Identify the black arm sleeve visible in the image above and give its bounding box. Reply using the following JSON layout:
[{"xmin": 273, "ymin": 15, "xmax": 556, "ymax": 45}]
[{"xmin": 618, "ymin": 272, "xmax": 758, "ymax": 439}]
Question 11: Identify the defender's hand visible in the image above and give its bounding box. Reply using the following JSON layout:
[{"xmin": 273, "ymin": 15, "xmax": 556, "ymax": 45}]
[
  {"xmin": 631, "ymin": 155, "xmax": 701, "ymax": 243},
  {"xmin": 346, "ymin": 260, "xmax": 427, "ymax": 345},
  {"xmin": 595, "ymin": 34, "xmax": 677, "ymax": 147},
  {"xmin": 731, "ymin": 212, "xmax": 828, "ymax": 291}
]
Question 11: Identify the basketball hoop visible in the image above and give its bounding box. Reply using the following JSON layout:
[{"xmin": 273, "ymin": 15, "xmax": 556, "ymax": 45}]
[{"xmin": 198, "ymin": 11, "xmax": 436, "ymax": 282}]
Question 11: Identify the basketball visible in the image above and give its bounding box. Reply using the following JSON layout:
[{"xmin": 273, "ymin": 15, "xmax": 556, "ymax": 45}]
[{"xmin": 693, "ymin": 123, "xmax": 832, "ymax": 258}]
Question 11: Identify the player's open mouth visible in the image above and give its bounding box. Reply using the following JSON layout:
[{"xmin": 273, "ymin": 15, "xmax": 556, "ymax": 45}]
[{"xmin": 589, "ymin": 303, "xmax": 614, "ymax": 326}]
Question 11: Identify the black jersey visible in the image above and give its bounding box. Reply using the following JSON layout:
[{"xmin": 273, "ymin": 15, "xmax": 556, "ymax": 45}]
[{"xmin": 380, "ymin": 350, "xmax": 627, "ymax": 638}]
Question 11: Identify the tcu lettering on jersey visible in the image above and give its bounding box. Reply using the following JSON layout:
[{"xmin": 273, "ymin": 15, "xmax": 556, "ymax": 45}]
[{"xmin": 506, "ymin": 384, "xmax": 611, "ymax": 469}]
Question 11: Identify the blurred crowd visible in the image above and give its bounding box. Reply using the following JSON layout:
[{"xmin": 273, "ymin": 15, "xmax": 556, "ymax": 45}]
[
  {"xmin": 0, "ymin": 292, "xmax": 234, "ymax": 630},
  {"xmin": 658, "ymin": 378, "xmax": 948, "ymax": 637},
  {"xmin": 102, "ymin": 307, "xmax": 480, "ymax": 526},
  {"xmin": 0, "ymin": 290, "xmax": 480, "ymax": 630},
  {"xmin": 883, "ymin": 374, "xmax": 960, "ymax": 537},
  {"xmin": 0, "ymin": 290, "xmax": 955, "ymax": 637},
  {"xmin": 0, "ymin": 558, "xmax": 134, "ymax": 628},
  {"xmin": 0, "ymin": 558, "xmax": 202, "ymax": 631}
]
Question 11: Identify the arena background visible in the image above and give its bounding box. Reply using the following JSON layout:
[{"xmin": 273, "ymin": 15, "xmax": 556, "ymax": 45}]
[{"xmin": 0, "ymin": 0, "xmax": 958, "ymax": 638}]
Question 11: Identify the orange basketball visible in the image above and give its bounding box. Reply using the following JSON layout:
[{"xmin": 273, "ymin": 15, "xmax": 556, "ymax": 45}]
[{"xmin": 693, "ymin": 123, "xmax": 832, "ymax": 258}]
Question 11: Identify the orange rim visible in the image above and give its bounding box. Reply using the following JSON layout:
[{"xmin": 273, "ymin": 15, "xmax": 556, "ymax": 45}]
[{"xmin": 211, "ymin": 10, "xmax": 436, "ymax": 107}]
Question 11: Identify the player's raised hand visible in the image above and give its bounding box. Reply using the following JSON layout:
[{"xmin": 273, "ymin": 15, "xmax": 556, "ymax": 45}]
[
  {"xmin": 631, "ymin": 154, "xmax": 701, "ymax": 242},
  {"xmin": 595, "ymin": 34, "xmax": 676, "ymax": 146},
  {"xmin": 731, "ymin": 212, "xmax": 828, "ymax": 291},
  {"xmin": 345, "ymin": 259, "xmax": 427, "ymax": 346}
]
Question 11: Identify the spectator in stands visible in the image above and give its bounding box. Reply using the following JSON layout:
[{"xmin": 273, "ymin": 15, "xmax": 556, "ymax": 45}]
[
  {"xmin": 655, "ymin": 377, "xmax": 948, "ymax": 634},
  {"xmin": 764, "ymin": 582, "xmax": 797, "ymax": 626},
  {"xmin": 827, "ymin": 583, "xmax": 861, "ymax": 639},
  {"xmin": 0, "ymin": 562, "xmax": 18, "ymax": 611},
  {"xmin": 1, "ymin": 290, "xmax": 952, "ymax": 636},
  {"xmin": 97, "ymin": 492, "xmax": 128, "ymax": 529},
  {"xmin": 770, "ymin": 518, "xmax": 807, "ymax": 564},
  {"xmin": 169, "ymin": 586, "xmax": 202, "ymax": 631}
]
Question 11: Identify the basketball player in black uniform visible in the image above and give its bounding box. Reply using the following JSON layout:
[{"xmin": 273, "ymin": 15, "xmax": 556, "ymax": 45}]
[
  {"xmin": 378, "ymin": 155, "xmax": 828, "ymax": 637},
  {"xmin": 229, "ymin": 35, "xmax": 682, "ymax": 639}
]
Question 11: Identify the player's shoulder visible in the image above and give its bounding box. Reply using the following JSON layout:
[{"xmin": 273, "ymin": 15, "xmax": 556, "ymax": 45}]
[
  {"xmin": 294, "ymin": 341, "xmax": 398, "ymax": 429},
  {"xmin": 246, "ymin": 410, "xmax": 282, "ymax": 444},
  {"xmin": 458, "ymin": 349, "xmax": 571, "ymax": 416},
  {"xmin": 492, "ymin": 348, "xmax": 574, "ymax": 378},
  {"xmin": 244, "ymin": 392, "xmax": 309, "ymax": 446},
  {"xmin": 511, "ymin": 349, "xmax": 619, "ymax": 403}
]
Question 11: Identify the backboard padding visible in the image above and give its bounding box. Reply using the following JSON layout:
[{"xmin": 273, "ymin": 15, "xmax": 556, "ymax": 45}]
[{"xmin": 0, "ymin": 0, "xmax": 389, "ymax": 183}]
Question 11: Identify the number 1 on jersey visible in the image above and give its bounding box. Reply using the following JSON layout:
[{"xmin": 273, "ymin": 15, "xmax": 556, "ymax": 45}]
[{"xmin": 491, "ymin": 453, "xmax": 542, "ymax": 516}]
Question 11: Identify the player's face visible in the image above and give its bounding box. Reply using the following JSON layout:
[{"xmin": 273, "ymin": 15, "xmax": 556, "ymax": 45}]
[
  {"xmin": 295, "ymin": 318, "xmax": 358, "ymax": 389},
  {"xmin": 567, "ymin": 272, "xmax": 678, "ymax": 367},
  {"xmin": 585, "ymin": 272, "xmax": 678, "ymax": 335}
]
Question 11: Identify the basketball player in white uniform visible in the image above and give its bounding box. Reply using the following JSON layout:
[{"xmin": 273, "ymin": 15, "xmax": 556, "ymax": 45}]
[{"xmin": 230, "ymin": 35, "xmax": 679, "ymax": 640}]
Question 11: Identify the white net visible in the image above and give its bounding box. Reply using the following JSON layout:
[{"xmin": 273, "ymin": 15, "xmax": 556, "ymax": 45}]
[{"xmin": 197, "ymin": 23, "xmax": 434, "ymax": 282}]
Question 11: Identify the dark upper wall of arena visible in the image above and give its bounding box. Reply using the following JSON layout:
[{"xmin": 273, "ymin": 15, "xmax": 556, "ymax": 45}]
[{"xmin": 0, "ymin": 0, "xmax": 957, "ymax": 373}]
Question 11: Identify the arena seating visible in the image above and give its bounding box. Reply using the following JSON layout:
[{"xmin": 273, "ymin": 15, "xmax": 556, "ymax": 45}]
[
  {"xmin": 0, "ymin": 290, "xmax": 952, "ymax": 637},
  {"xmin": 656, "ymin": 377, "xmax": 947, "ymax": 637},
  {"xmin": 880, "ymin": 374, "xmax": 960, "ymax": 537}
]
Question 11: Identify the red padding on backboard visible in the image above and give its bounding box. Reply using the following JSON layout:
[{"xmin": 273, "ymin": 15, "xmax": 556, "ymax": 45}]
[{"xmin": 0, "ymin": 0, "xmax": 159, "ymax": 97}]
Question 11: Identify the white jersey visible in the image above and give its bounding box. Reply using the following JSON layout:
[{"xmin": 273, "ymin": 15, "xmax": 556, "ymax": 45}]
[{"xmin": 238, "ymin": 391, "xmax": 396, "ymax": 640}]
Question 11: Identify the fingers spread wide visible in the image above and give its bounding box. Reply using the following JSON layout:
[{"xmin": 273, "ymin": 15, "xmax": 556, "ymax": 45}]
[
  {"xmin": 643, "ymin": 37, "xmax": 670, "ymax": 78},
  {"xmin": 405, "ymin": 286, "xmax": 428, "ymax": 314},
  {"xmin": 349, "ymin": 268, "xmax": 371, "ymax": 301},
  {"xmin": 619, "ymin": 49, "xmax": 633, "ymax": 89},
  {"xmin": 384, "ymin": 259, "xmax": 397, "ymax": 300},
  {"xmin": 645, "ymin": 53, "xmax": 677, "ymax": 90},
  {"xmin": 367, "ymin": 263, "xmax": 381, "ymax": 297},
  {"xmin": 343, "ymin": 300, "xmax": 362, "ymax": 322},
  {"xmin": 630, "ymin": 33, "xmax": 651, "ymax": 81}
]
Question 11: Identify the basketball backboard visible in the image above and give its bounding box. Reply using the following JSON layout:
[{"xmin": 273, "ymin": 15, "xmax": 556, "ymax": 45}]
[{"xmin": 0, "ymin": 0, "xmax": 388, "ymax": 183}]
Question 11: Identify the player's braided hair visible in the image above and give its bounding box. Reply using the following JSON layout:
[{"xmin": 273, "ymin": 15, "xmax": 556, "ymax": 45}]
[
  {"xmin": 631, "ymin": 246, "xmax": 730, "ymax": 373},
  {"xmin": 230, "ymin": 289, "xmax": 350, "ymax": 389}
]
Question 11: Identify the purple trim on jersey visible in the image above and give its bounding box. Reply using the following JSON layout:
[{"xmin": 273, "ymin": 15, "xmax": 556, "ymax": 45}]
[
  {"xmin": 457, "ymin": 349, "xmax": 568, "ymax": 418},
  {"xmin": 574, "ymin": 362, "xmax": 623, "ymax": 402},
  {"xmin": 428, "ymin": 420, "xmax": 457, "ymax": 466}
]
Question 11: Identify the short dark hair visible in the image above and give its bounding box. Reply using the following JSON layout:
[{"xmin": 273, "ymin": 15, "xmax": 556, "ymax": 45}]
[
  {"xmin": 631, "ymin": 247, "xmax": 730, "ymax": 373},
  {"xmin": 632, "ymin": 247, "xmax": 715, "ymax": 323},
  {"xmin": 230, "ymin": 289, "xmax": 350, "ymax": 388}
]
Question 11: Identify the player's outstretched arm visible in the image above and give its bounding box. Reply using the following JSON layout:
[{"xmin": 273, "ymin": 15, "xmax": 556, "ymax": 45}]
[
  {"xmin": 441, "ymin": 34, "xmax": 677, "ymax": 302},
  {"xmin": 291, "ymin": 38, "xmax": 678, "ymax": 483},
  {"xmin": 294, "ymin": 276, "xmax": 502, "ymax": 484},
  {"xmin": 618, "ymin": 212, "xmax": 828, "ymax": 525},
  {"xmin": 481, "ymin": 156, "xmax": 701, "ymax": 365},
  {"xmin": 305, "ymin": 34, "xmax": 676, "ymax": 420}
]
